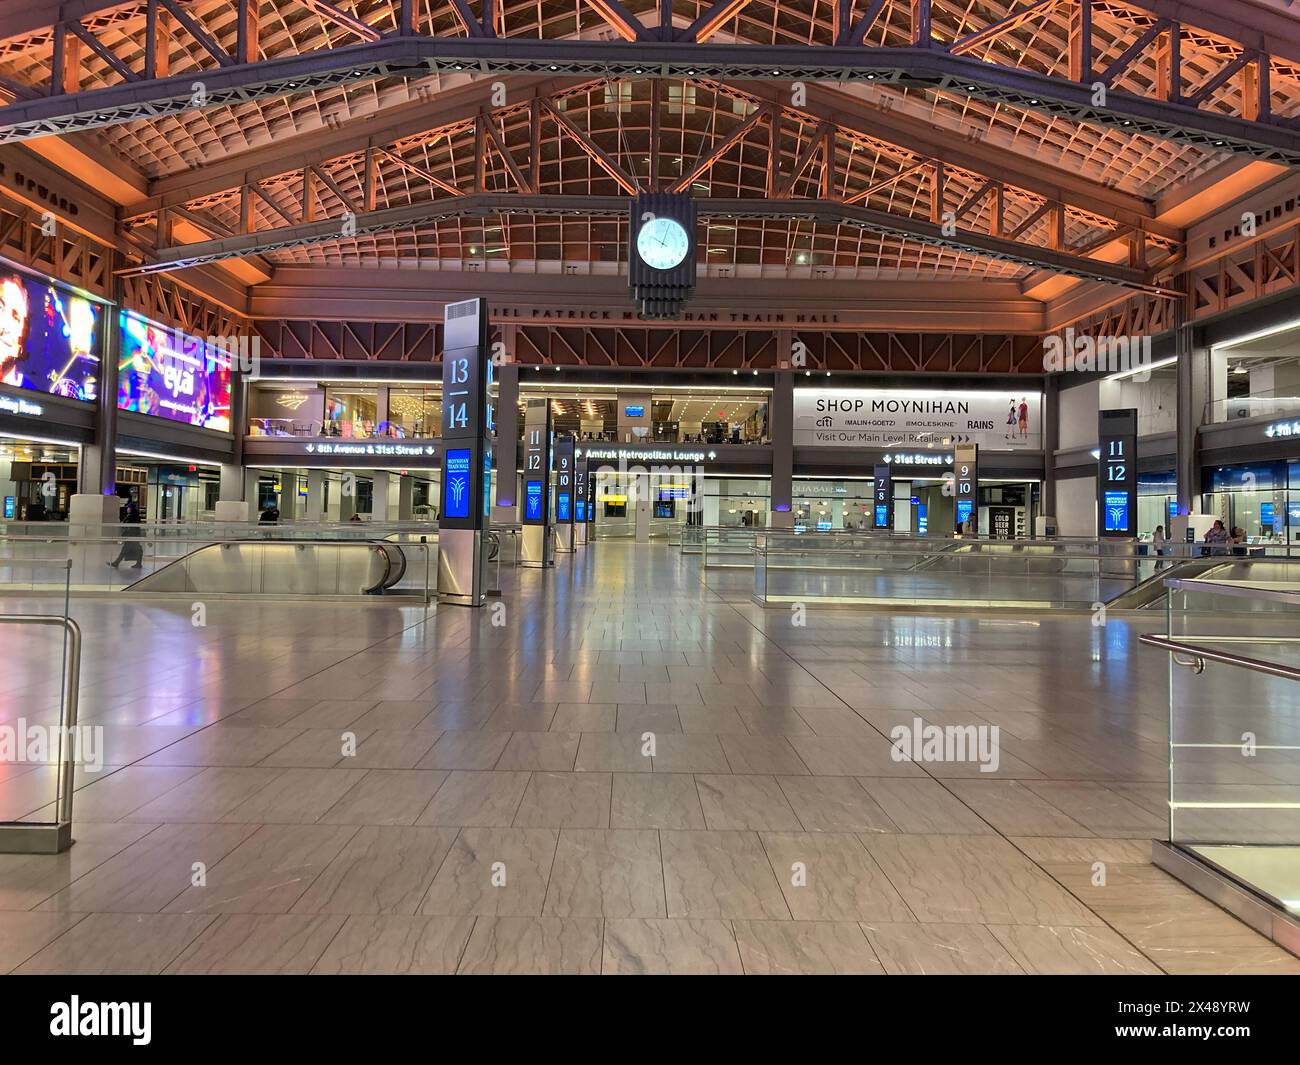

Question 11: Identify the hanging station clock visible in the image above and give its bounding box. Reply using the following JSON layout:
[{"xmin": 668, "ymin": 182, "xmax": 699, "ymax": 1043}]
[{"xmin": 629, "ymin": 192, "xmax": 697, "ymax": 319}]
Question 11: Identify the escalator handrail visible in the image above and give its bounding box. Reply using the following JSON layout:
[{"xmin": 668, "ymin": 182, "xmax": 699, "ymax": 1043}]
[{"xmin": 122, "ymin": 537, "xmax": 402, "ymax": 595}]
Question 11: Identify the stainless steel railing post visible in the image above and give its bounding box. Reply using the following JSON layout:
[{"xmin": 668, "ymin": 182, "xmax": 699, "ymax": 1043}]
[{"xmin": 0, "ymin": 612, "xmax": 81, "ymax": 853}]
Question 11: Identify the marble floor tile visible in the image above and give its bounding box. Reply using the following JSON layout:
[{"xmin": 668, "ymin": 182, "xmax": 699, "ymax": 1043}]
[
  {"xmin": 609, "ymin": 773, "xmax": 705, "ymax": 829},
  {"xmin": 458, "ymin": 916, "xmax": 603, "ymax": 974},
  {"xmin": 139, "ymin": 726, "xmax": 301, "ymax": 767},
  {"xmin": 163, "ymin": 913, "xmax": 346, "ymax": 974},
  {"xmin": 719, "ymin": 735, "xmax": 810, "ymax": 776},
  {"xmin": 15, "ymin": 912, "xmax": 217, "ymax": 974},
  {"xmin": 760, "ymin": 832, "xmax": 913, "ymax": 922},
  {"xmin": 317, "ymin": 769, "xmax": 449, "ymax": 826},
  {"xmin": 861, "ymin": 922, "xmax": 1024, "ymax": 975},
  {"xmin": 420, "ymin": 828, "xmax": 559, "ymax": 917},
  {"xmin": 787, "ymin": 734, "xmax": 924, "ymax": 777},
  {"xmin": 856, "ymin": 778, "xmax": 993, "ymax": 835},
  {"xmin": 38, "ymin": 823, "xmax": 259, "ymax": 914},
  {"xmin": 345, "ymin": 730, "xmax": 441, "ymax": 770},
  {"xmin": 514, "ymin": 772, "xmax": 612, "ymax": 829},
  {"xmin": 987, "ymin": 924, "xmax": 1160, "ymax": 975},
  {"xmin": 219, "ymin": 768, "xmax": 368, "ymax": 824},
  {"xmin": 125, "ymin": 767, "xmax": 283, "ymax": 822},
  {"xmin": 615, "ymin": 705, "xmax": 682, "ymax": 735},
  {"xmin": 418, "ymin": 730, "xmax": 510, "ymax": 771},
  {"xmin": 696, "ymin": 774, "xmax": 803, "ymax": 831},
  {"xmin": 650, "ymin": 734, "xmax": 730, "ymax": 774},
  {"xmin": 551, "ymin": 704, "xmax": 617, "ymax": 733},
  {"xmin": 0, "ymin": 911, "xmax": 86, "ymax": 973},
  {"xmin": 495, "ymin": 732, "xmax": 581, "ymax": 772},
  {"xmin": 603, "ymin": 918, "xmax": 743, "ymax": 975},
  {"xmin": 542, "ymin": 829, "xmax": 665, "ymax": 919},
  {"xmin": 777, "ymin": 776, "xmax": 898, "ymax": 833},
  {"xmin": 575, "ymin": 732, "xmax": 651, "ymax": 773},
  {"xmin": 942, "ymin": 779, "xmax": 1093, "ymax": 837},
  {"xmin": 53, "ymin": 765, "xmax": 202, "ymax": 821},
  {"xmin": 733, "ymin": 919, "xmax": 885, "ymax": 975},
  {"xmin": 164, "ymin": 823, "xmax": 358, "ymax": 914},
  {"xmin": 862, "ymin": 834, "xmax": 1101, "ymax": 926},
  {"xmin": 659, "ymin": 830, "xmax": 790, "ymax": 920},
  {"xmin": 310, "ymin": 915, "xmax": 476, "ymax": 974},
  {"xmin": 290, "ymin": 826, "xmax": 458, "ymax": 915},
  {"xmin": 417, "ymin": 771, "xmax": 530, "ymax": 827}
]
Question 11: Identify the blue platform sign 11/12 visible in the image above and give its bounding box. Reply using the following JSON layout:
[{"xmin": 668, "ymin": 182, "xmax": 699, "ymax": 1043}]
[
  {"xmin": 1097, "ymin": 408, "xmax": 1137, "ymax": 538},
  {"xmin": 1103, "ymin": 490, "xmax": 1130, "ymax": 533},
  {"xmin": 525, "ymin": 480, "xmax": 544, "ymax": 521}
]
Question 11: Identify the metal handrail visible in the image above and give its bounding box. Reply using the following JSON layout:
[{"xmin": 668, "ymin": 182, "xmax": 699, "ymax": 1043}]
[
  {"xmin": 0, "ymin": 614, "xmax": 81, "ymax": 852},
  {"xmin": 1139, "ymin": 633, "xmax": 1300, "ymax": 683},
  {"xmin": 1161, "ymin": 577, "xmax": 1300, "ymax": 607}
]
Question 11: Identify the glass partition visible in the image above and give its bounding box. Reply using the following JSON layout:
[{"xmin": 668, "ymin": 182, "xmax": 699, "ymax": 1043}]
[{"xmin": 1146, "ymin": 579, "xmax": 1300, "ymax": 924}]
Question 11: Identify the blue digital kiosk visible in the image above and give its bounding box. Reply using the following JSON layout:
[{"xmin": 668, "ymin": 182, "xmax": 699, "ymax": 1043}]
[
  {"xmin": 520, "ymin": 398, "xmax": 554, "ymax": 567},
  {"xmin": 436, "ymin": 298, "xmax": 493, "ymax": 606}
]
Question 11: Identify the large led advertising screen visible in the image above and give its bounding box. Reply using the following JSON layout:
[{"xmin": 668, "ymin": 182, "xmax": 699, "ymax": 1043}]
[
  {"xmin": 118, "ymin": 311, "xmax": 233, "ymax": 431},
  {"xmin": 0, "ymin": 271, "xmax": 100, "ymax": 401}
]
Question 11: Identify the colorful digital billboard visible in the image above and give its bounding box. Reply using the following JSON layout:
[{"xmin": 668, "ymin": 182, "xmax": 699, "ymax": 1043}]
[
  {"xmin": 118, "ymin": 311, "xmax": 233, "ymax": 431},
  {"xmin": 0, "ymin": 272, "xmax": 100, "ymax": 402}
]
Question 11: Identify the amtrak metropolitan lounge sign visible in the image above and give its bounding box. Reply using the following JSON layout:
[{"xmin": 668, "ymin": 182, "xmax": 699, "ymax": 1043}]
[
  {"xmin": 794, "ymin": 389, "xmax": 1042, "ymax": 451},
  {"xmin": 578, "ymin": 445, "xmax": 712, "ymax": 464}
]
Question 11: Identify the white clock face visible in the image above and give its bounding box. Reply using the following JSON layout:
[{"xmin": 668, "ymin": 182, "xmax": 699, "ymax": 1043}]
[{"xmin": 636, "ymin": 216, "xmax": 690, "ymax": 271}]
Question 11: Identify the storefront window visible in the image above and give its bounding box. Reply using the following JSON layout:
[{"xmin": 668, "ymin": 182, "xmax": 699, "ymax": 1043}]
[
  {"xmin": 1201, "ymin": 461, "xmax": 1294, "ymax": 543},
  {"xmin": 1138, "ymin": 469, "xmax": 1176, "ymax": 538},
  {"xmin": 792, "ymin": 479, "xmax": 871, "ymax": 531},
  {"xmin": 387, "ymin": 389, "xmax": 439, "ymax": 439},
  {"xmin": 704, "ymin": 477, "xmax": 770, "ymax": 527}
]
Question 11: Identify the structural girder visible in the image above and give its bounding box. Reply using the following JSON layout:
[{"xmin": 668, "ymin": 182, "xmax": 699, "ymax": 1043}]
[
  {"xmin": 122, "ymin": 190, "xmax": 1165, "ymax": 292},
  {"xmin": 1, "ymin": 32, "xmax": 1300, "ymax": 165}
]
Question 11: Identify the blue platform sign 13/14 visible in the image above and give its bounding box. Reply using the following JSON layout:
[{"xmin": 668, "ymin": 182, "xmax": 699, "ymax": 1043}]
[{"xmin": 443, "ymin": 448, "xmax": 472, "ymax": 519}]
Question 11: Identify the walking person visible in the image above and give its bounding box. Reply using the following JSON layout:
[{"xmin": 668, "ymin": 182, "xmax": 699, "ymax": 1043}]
[
  {"xmin": 106, "ymin": 499, "xmax": 144, "ymax": 570},
  {"xmin": 1151, "ymin": 523, "xmax": 1170, "ymax": 570}
]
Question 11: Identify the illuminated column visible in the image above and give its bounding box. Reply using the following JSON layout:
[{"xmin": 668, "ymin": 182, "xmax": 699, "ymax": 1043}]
[
  {"xmin": 770, "ymin": 373, "xmax": 794, "ymax": 528},
  {"xmin": 305, "ymin": 470, "xmax": 326, "ymax": 522},
  {"xmin": 370, "ymin": 471, "xmax": 391, "ymax": 521}
]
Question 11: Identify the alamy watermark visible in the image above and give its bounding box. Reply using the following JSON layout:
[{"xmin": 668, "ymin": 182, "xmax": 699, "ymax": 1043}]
[
  {"xmin": 889, "ymin": 716, "xmax": 1000, "ymax": 773},
  {"xmin": 170, "ymin": 326, "xmax": 261, "ymax": 378},
  {"xmin": 0, "ymin": 718, "xmax": 104, "ymax": 772},
  {"xmin": 1042, "ymin": 328, "xmax": 1153, "ymax": 381}
]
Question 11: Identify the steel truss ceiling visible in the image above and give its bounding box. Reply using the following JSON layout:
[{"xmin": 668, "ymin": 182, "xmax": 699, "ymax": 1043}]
[
  {"xmin": 116, "ymin": 78, "xmax": 1180, "ymax": 289},
  {"xmin": 0, "ymin": 0, "xmax": 1298, "ymax": 166}
]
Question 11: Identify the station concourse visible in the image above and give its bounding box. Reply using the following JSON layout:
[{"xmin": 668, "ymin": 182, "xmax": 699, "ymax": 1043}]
[{"xmin": 0, "ymin": 0, "xmax": 1298, "ymax": 989}]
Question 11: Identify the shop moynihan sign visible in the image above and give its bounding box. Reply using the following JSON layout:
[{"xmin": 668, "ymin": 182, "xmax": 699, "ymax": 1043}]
[{"xmin": 794, "ymin": 388, "xmax": 1042, "ymax": 451}]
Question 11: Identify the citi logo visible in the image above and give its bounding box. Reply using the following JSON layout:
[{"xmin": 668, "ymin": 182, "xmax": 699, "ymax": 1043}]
[{"xmin": 50, "ymin": 997, "xmax": 151, "ymax": 1045}]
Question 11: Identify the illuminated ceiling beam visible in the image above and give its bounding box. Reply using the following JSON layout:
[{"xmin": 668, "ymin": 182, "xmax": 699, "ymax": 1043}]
[
  {"xmin": 1, "ymin": 37, "xmax": 1297, "ymax": 164},
  {"xmin": 680, "ymin": 0, "xmax": 755, "ymax": 44},
  {"xmin": 668, "ymin": 104, "xmax": 769, "ymax": 192},
  {"xmin": 582, "ymin": 0, "xmax": 651, "ymax": 42},
  {"xmin": 119, "ymin": 191, "xmax": 1166, "ymax": 292}
]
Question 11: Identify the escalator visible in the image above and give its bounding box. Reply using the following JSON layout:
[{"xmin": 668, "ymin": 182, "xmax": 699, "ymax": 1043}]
[
  {"xmin": 123, "ymin": 539, "xmax": 409, "ymax": 596},
  {"xmin": 1105, "ymin": 557, "xmax": 1300, "ymax": 609}
]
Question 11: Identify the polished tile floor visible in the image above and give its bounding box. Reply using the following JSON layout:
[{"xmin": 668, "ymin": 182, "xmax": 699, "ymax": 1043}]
[{"xmin": 0, "ymin": 541, "xmax": 1297, "ymax": 975}]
